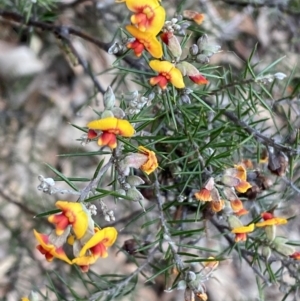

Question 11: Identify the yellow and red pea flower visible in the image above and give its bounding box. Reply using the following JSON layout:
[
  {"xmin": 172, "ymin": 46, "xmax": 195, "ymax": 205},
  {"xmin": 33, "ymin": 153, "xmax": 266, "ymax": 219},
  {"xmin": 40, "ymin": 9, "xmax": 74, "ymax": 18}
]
[
  {"xmin": 149, "ymin": 60, "xmax": 185, "ymax": 90},
  {"xmin": 72, "ymin": 227, "xmax": 118, "ymax": 272},
  {"xmin": 126, "ymin": 25, "xmax": 163, "ymax": 58},
  {"xmin": 231, "ymin": 223, "xmax": 255, "ymax": 242},
  {"xmin": 48, "ymin": 201, "xmax": 90, "ymax": 239},
  {"xmin": 116, "ymin": 0, "xmax": 165, "ymax": 34},
  {"xmin": 87, "ymin": 117, "xmax": 135, "ymax": 149},
  {"xmin": 33, "ymin": 230, "xmax": 72, "ymax": 264},
  {"xmin": 138, "ymin": 146, "xmax": 158, "ymax": 174}
]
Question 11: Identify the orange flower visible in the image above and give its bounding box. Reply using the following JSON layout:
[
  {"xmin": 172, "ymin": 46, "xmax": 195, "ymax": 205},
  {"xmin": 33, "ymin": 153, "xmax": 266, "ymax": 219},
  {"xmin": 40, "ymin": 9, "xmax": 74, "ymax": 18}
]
[
  {"xmin": 222, "ymin": 164, "xmax": 252, "ymax": 193},
  {"xmin": 194, "ymin": 177, "xmax": 215, "ymax": 202},
  {"xmin": 195, "ymin": 188, "xmax": 211, "ymax": 202},
  {"xmin": 183, "ymin": 10, "xmax": 205, "ymax": 25},
  {"xmin": 231, "ymin": 223, "xmax": 255, "ymax": 242},
  {"xmin": 126, "ymin": 25, "xmax": 163, "ymax": 58},
  {"xmin": 149, "ymin": 60, "xmax": 185, "ymax": 89},
  {"xmin": 210, "ymin": 199, "xmax": 225, "ymax": 213},
  {"xmin": 87, "ymin": 117, "xmax": 135, "ymax": 149},
  {"xmin": 230, "ymin": 199, "xmax": 248, "ymax": 216},
  {"xmin": 33, "ymin": 230, "xmax": 72, "ymax": 264},
  {"xmin": 48, "ymin": 201, "xmax": 90, "ymax": 239},
  {"xmin": 117, "ymin": 0, "xmax": 165, "ymax": 34},
  {"xmin": 138, "ymin": 146, "xmax": 158, "ymax": 174},
  {"xmin": 72, "ymin": 227, "xmax": 118, "ymax": 272}
]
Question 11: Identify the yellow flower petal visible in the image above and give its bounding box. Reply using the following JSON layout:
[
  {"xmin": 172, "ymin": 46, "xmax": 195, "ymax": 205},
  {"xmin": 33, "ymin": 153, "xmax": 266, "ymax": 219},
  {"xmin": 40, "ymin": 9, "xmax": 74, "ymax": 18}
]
[
  {"xmin": 138, "ymin": 146, "xmax": 158, "ymax": 174},
  {"xmin": 72, "ymin": 254, "xmax": 98, "ymax": 266},
  {"xmin": 87, "ymin": 117, "xmax": 135, "ymax": 137},
  {"xmin": 149, "ymin": 60, "xmax": 185, "ymax": 89},
  {"xmin": 149, "ymin": 60, "xmax": 173, "ymax": 73},
  {"xmin": 79, "ymin": 227, "xmax": 118, "ymax": 257},
  {"xmin": 87, "ymin": 117, "xmax": 118, "ymax": 131},
  {"xmin": 169, "ymin": 67, "xmax": 185, "ymax": 89},
  {"xmin": 231, "ymin": 223, "xmax": 255, "ymax": 234},
  {"xmin": 126, "ymin": 0, "xmax": 165, "ymax": 34},
  {"xmin": 235, "ymin": 180, "xmax": 252, "ymax": 193},
  {"xmin": 53, "ymin": 201, "xmax": 89, "ymax": 240},
  {"xmin": 126, "ymin": 25, "xmax": 163, "ymax": 58},
  {"xmin": 233, "ymin": 164, "xmax": 247, "ymax": 181},
  {"xmin": 256, "ymin": 218, "xmax": 287, "ymax": 227},
  {"xmin": 33, "ymin": 230, "xmax": 72, "ymax": 264}
]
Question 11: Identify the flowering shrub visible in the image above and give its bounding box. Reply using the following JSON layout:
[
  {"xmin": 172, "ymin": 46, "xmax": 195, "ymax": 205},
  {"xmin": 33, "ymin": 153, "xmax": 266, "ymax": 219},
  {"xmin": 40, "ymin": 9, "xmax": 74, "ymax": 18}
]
[{"xmin": 3, "ymin": 0, "xmax": 299, "ymax": 300}]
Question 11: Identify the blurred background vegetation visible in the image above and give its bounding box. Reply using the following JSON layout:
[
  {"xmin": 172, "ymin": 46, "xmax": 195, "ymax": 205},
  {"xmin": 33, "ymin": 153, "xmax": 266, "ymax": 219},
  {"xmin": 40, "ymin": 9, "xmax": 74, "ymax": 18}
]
[{"xmin": 0, "ymin": 0, "xmax": 300, "ymax": 300}]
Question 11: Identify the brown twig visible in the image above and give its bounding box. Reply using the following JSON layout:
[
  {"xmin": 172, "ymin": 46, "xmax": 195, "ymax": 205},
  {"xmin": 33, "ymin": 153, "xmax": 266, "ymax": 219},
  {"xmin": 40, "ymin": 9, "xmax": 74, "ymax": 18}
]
[
  {"xmin": 0, "ymin": 9, "xmax": 146, "ymax": 81},
  {"xmin": 199, "ymin": 95, "xmax": 300, "ymax": 156}
]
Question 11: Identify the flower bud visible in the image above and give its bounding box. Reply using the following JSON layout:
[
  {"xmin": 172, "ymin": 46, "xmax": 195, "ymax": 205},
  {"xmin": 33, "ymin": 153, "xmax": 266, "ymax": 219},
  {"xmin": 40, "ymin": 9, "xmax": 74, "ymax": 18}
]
[
  {"xmin": 116, "ymin": 189, "xmax": 126, "ymax": 200},
  {"xmin": 261, "ymin": 246, "xmax": 272, "ymax": 260},
  {"xmin": 127, "ymin": 175, "xmax": 145, "ymax": 186},
  {"xmin": 179, "ymin": 94, "xmax": 191, "ymax": 104},
  {"xmin": 101, "ymin": 110, "xmax": 114, "ymax": 119},
  {"xmin": 161, "ymin": 32, "xmax": 182, "ymax": 59},
  {"xmin": 126, "ymin": 187, "xmax": 144, "ymax": 202},
  {"xmin": 274, "ymin": 72, "xmax": 286, "ymax": 80},
  {"xmin": 273, "ymin": 237, "xmax": 288, "ymax": 245},
  {"xmin": 26, "ymin": 291, "xmax": 39, "ymax": 301},
  {"xmin": 177, "ymin": 280, "xmax": 187, "ymax": 290},
  {"xmin": 111, "ymin": 107, "xmax": 125, "ymax": 119},
  {"xmin": 265, "ymin": 225, "xmax": 276, "ymax": 241},
  {"xmin": 274, "ymin": 243, "xmax": 295, "ymax": 256},
  {"xmin": 227, "ymin": 215, "xmax": 243, "ymax": 229},
  {"xmin": 186, "ymin": 271, "xmax": 197, "ymax": 282},
  {"xmin": 196, "ymin": 54, "xmax": 210, "ymax": 64},
  {"xmin": 189, "ymin": 44, "xmax": 199, "ymax": 56},
  {"xmin": 103, "ymin": 86, "xmax": 115, "ymax": 109}
]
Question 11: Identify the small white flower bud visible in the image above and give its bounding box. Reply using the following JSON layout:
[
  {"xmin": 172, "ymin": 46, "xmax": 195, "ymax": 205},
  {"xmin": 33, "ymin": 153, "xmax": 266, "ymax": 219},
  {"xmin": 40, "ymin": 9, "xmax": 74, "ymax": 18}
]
[
  {"xmin": 104, "ymin": 215, "xmax": 111, "ymax": 222},
  {"xmin": 123, "ymin": 183, "xmax": 131, "ymax": 190},
  {"xmin": 103, "ymin": 86, "xmax": 115, "ymax": 109},
  {"xmin": 274, "ymin": 72, "xmax": 286, "ymax": 80},
  {"xmin": 190, "ymin": 44, "xmax": 199, "ymax": 56}
]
